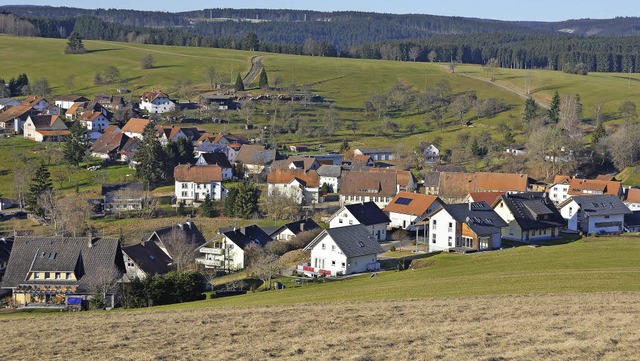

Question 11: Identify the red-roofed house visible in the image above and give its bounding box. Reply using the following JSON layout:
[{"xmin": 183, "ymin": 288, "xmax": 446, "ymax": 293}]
[
  {"xmin": 78, "ymin": 111, "xmax": 110, "ymax": 140},
  {"xmin": 624, "ymin": 188, "xmax": 640, "ymax": 211},
  {"xmin": 384, "ymin": 192, "xmax": 444, "ymax": 230},
  {"xmin": 139, "ymin": 90, "xmax": 175, "ymax": 114},
  {"xmin": 23, "ymin": 115, "xmax": 69, "ymax": 142},
  {"xmin": 463, "ymin": 192, "xmax": 505, "ymax": 206},
  {"xmin": 548, "ymin": 175, "xmax": 622, "ymax": 205},
  {"xmin": 174, "ymin": 164, "xmax": 226, "ymax": 204},
  {"xmin": 122, "ymin": 118, "xmax": 152, "ymax": 139},
  {"xmin": 155, "ymin": 125, "xmax": 186, "ymax": 145},
  {"xmin": 267, "ymin": 169, "xmax": 320, "ymax": 204}
]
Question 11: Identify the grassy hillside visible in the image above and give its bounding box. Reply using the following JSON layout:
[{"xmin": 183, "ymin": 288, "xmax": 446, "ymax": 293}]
[
  {"xmin": 2, "ymin": 237, "xmax": 640, "ymax": 360},
  {"xmin": 3, "ymin": 35, "xmax": 639, "ymax": 153}
]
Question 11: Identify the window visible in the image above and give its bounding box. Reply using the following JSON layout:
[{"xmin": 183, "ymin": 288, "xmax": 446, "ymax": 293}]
[
  {"xmin": 349, "ymin": 220, "xmax": 353, "ymax": 225},
  {"xmin": 604, "ymin": 215, "xmax": 610, "ymax": 219},
  {"xmin": 33, "ymin": 272, "xmax": 40, "ymax": 279},
  {"xmin": 448, "ymin": 236, "xmax": 452, "ymax": 247},
  {"xmin": 448, "ymin": 222, "xmax": 453, "ymax": 232},
  {"xmin": 432, "ymin": 220, "xmax": 437, "ymax": 230},
  {"xmin": 66, "ymin": 272, "xmax": 72, "ymax": 279},
  {"xmin": 182, "ymin": 183, "xmax": 188, "ymax": 189},
  {"xmin": 331, "ymin": 245, "xmax": 336, "ymax": 251},
  {"xmin": 55, "ymin": 272, "xmax": 61, "ymax": 280},
  {"xmin": 321, "ymin": 243, "xmax": 326, "ymax": 250},
  {"xmin": 432, "ymin": 233, "xmax": 437, "ymax": 244},
  {"xmin": 44, "ymin": 272, "xmax": 51, "ymax": 279},
  {"xmin": 331, "ymin": 260, "xmax": 336, "ymax": 266},
  {"xmin": 339, "ymin": 219, "xmax": 343, "ymax": 224}
]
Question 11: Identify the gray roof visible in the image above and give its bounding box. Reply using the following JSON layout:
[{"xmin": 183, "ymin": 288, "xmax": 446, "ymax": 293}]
[
  {"xmin": 218, "ymin": 225, "xmax": 272, "ymax": 250},
  {"xmin": 101, "ymin": 183, "xmax": 144, "ymax": 198},
  {"xmin": 499, "ymin": 192, "xmax": 565, "ymax": 231},
  {"xmin": 149, "ymin": 222, "xmax": 206, "ymax": 257},
  {"xmin": 235, "ymin": 144, "xmax": 276, "ymax": 166},
  {"xmin": 272, "ymin": 218, "xmax": 320, "ymax": 237},
  {"xmin": 317, "ymin": 165, "xmax": 342, "ymax": 178},
  {"xmin": 123, "ymin": 241, "xmax": 172, "ymax": 276},
  {"xmin": 306, "ymin": 225, "xmax": 383, "ymax": 258},
  {"xmin": 198, "ymin": 153, "xmax": 232, "ymax": 169},
  {"xmin": 357, "ymin": 147, "xmax": 393, "ymax": 154},
  {"xmin": 0, "ymin": 98, "xmax": 20, "ymax": 106},
  {"xmin": 1, "ymin": 237, "xmax": 125, "ymax": 293},
  {"xmin": 435, "ymin": 202, "xmax": 508, "ymax": 236},
  {"xmin": 339, "ymin": 202, "xmax": 390, "ymax": 226},
  {"xmin": 567, "ymin": 194, "xmax": 631, "ymax": 216}
]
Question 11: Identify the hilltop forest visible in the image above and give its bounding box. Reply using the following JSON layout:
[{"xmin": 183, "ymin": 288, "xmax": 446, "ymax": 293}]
[{"xmin": 2, "ymin": 6, "xmax": 640, "ymax": 72}]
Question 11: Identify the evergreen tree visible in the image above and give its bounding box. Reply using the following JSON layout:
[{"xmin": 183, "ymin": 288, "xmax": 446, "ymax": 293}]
[
  {"xmin": 65, "ymin": 31, "xmax": 86, "ymax": 54},
  {"xmin": 63, "ymin": 121, "xmax": 89, "ymax": 167},
  {"xmin": 200, "ymin": 194, "xmax": 215, "ymax": 217},
  {"xmin": 523, "ymin": 97, "xmax": 538, "ymax": 122},
  {"xmin": 135, "ymin": 123, "xmax": 166, "ymax": 187},
  {"xmin": 141, "ymin": 54, "xmax": 155, "ymax": 69},
  {"xmin": 224, "ymin": 188, "xmax": 238, "ymax": 217},
  {"xmin": 591, "ymin": 121, "xmax": 606, "ymax": 149},
  {"xmin": 235, "ymin": 181, "xmax": 259, "ymax": 219},
  {"xmin": 234, "ymin": 73, "xmax": 245, "ymax": 91},
  {"xmin": 26, "ymin": 163, "xmax": 53, "ymax": 217},
  {"xmin": 243, "ymin": 32, "xmax": 259, "ymax": 51},
  {"xmin": 548, "ymin": 91, "xmax": 560, "ymax": 123},
  {"xmin": 258, "ymin": 68, "xmax": 269, "ymax": 88}
]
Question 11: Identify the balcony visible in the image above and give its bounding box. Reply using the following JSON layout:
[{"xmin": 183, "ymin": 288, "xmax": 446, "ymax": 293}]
[
  {"xmin": 199, "ymin": 247, "xmax": 223, "ymax": 255},
  {"xmin": 195, "ymin": 258, "xmax": 223, "ymax": 268}
]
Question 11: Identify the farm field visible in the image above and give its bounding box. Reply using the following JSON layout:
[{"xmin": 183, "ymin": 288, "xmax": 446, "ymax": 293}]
[{"xmin": 1, "ymin": 237, "xmax": 640, "ymax": 360}]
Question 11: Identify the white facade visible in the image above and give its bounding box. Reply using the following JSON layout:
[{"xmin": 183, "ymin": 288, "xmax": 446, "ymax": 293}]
[
  {"xmin": 122, "ymin": 254, "xmax": 148, "ymax": 281},
  {"xmin": 423, "ymin": 144, "xmax": 440, "ymax": 163},
  {"xmin": 329, "ymin": 209, "xmax": 387, "ymax": 241},
  {"xmin": 428, "ymin": 209, "xmax": 458, "ymax": 252},
  {"xmin": 140, "ymin": 96, "xmax": 175, "ymax": 114},
  {"xmin": 559, "ymin": 200, "xmax": 625, "ymax": 234},
  {"xmin": 319, "ymin": 174, "xmax": 340, "ymax": 193},
  {"xmin": 80, "ymin": 114, "xmax": 109, "ymax": 132},
  {"xmin": 548, "ymin": 183, "xmax": 570, "ymax": 204},
  {"xmin": 308, "ymin": 235, "xmax": 378, "ymax": 276},
  {"xmin": 340, "ymin": 194, "xmax": 393, "ymax": 208},
  {"xmin": 197, "ymin": 238, "xmax": 244, "ymax": 271},
  {"xmin": 175, "ymin": 180, "xmax": 226, "ymax": 204},
  {"xmin": 268, "ymin": 180, "xmax": 319, "ymax": 204}
]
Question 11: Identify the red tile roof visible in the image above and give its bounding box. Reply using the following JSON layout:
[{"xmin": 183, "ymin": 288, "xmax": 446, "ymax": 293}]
[
  {"xmin": 267, "ymin": 169, "xmax": 320, "ymax": 187},
  {"xmin": 384, "ymin": 192, "xmax": 442, "ymax": 216},
  {"xmin": 174, "ymin": 164, "xmax": 223, "ymax": 183},
  {"xmin": 625, "ymin": 188, "xmax": 640, "ymax": 203},
  {"xmin": 122, "ymin": 118, "xmax": 152, "ymax": 135}
]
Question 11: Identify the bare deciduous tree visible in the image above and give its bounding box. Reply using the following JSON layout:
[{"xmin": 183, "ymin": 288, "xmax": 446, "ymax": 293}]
[
  {"xmin": 249, "ymin": 253, "xmax": 283, "ymax": 291},
  {"xmin": 559, "ymin": 94, "xmax": 583, "ymax": 138},
  {"xmin": 163, "ymin": 227, "xmax": 198, "ymax": 272},
  {"xmin": 263, "ymin": 189, "xmax": 302, "ymax": 221}
]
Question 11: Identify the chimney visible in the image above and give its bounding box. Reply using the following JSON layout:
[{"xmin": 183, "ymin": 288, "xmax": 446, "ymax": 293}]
[
  {"xmin": 469, "ymin": 202, "xmax": 472, "ymax": 211},
  {"xmin": 185, "ymin": 219, "xmax": 193, "ymax": 229},
  {"xmin": 87, "ymin": 236, "xmax": 93, "ymax": 248},
  {"xmin": 300, "ymin": 222, "xmax": 305, "ymax": 233},
  {"xmin": 240, "ymin": 226, "xmax": 246, "ymax": 234}
]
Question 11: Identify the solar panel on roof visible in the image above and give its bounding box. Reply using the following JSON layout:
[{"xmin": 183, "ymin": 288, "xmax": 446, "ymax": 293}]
[{"xmin": 395, "ymin": 197, "xmax": 413, "ymax": 205}]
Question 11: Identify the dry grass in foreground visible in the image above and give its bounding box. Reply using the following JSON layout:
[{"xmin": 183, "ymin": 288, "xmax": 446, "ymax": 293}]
[{"xmin": 1, "ymin": 292, "xmax": 639, "ymax": 361}]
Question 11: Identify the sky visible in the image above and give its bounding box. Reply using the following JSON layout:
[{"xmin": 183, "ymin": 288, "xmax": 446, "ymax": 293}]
[{"xmin": 4, "ymin": 0, "xmax": 639, "ymax": 22}]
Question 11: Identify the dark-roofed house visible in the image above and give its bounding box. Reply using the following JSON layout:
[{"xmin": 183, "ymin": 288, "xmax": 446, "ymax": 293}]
[
  {"xmin": 235, "ymin": 144, "xmax": 277, "ymax": 177},
  {"xmin": 384, "ymin": 192, "xmax": 444, "ymax": 230},
  {"xmin": 558, "ymin": 194, "xmax": 631, "ymax": 235},
  {"xmin": 493, "ymin": 192, "xmax": 565, "ymax": 243},
  {"xmin": 195, "ymin": 152, "xmax": 233, "ymax": 180},
  {"xmin": 22, "ymin": 114, "xmax": 69, "ymax": 142},
  {"xmin": 91, "ymin": 131, "xmax": 140, "ymax": 162},
  {"xmin": 354, "ymin": 147, "xmax": 394, "ymax": 161},
  {"xmin": 0, "ymin": 238, "xmax": 13, "ymax": 283},
  {"xmin": 1, "ymin": 236, "xmax": 125, "ymax": 309},
  {"xmin": 270, "ymin": 218, "xmax": 321, "ymax": 241},
  {"xmin": 196, "ymin": 225, "xmax": 272, "ymax": 271},
  {"xmin": 428, "ymin": 202, "xmax": 507, "ymax": 252},
  {"xmin": 144, "ymin": 220, "xmax": 206, "ymax": 271},
  {"xmin": 328, "ymin": 201, "xmax": 390, "ymax": 241},
  {"xmin": 272, "ymin": 156, "xmax": 320, "ymax": 172},
  {"xmin": 174, "ymin": 164, "xmax": 226, "ymax": 203},
  {"xmin": 339, "ymin": 170, "xmax": 399, "ymax": 208},
  {"xmin": 102, "ymin": 183, "xmax": 144, "ymax": 213},
  {"xmin": 0, "ymin": 97, "xmax": 20, "ymax": 111},
  {"xmin": 122, "ymin": 241, "xmax": 172, "ymax": 281},
  {"xmin": 299, "ymin": 225, "xmax": 383, "ymax": 277}
]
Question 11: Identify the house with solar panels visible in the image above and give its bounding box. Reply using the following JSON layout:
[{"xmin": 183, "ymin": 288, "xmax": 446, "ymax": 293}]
[
  {"xmin": 492, "ymin": 192, "xmax": 565, "ymax": 243},
  {"xmin": 328, "ymin": 202, "xmax": 390, "ymax": 241},
  {"xmin": 558, "ymin": 194, "xmax": 631, "ymax": 235},
  {"xmin": 427, "ymin": 201, "xmax": 507, "ymax": 252},
  {"xmin": 384, "ymin": 192, "xmax": 444, "ymax": 231}
]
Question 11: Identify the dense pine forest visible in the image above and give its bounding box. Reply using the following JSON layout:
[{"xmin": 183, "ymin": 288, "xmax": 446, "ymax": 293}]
[{"xmin": 2, "ymin": 6, "xmax": 640, "ymax": 72}]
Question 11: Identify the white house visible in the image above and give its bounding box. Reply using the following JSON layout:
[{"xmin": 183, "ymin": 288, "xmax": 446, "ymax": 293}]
[
  {"xmin": 270, "ymin": 218, "xmax": 320, "ymax": 241},
  {"xmin": 548, "ymin": 175, "xmax": 622, "ymax": 205},
  {"xmin": 122, "ymin": 241, "xmax": 172, "ymax": 281},
  {"xmin": 155, "ymin": 125, "xmax": 187, "ymax": 146},
  {"xmin": 317, "ymin": 165, "xmax": 342, "ymax": 193},
  {"xmin": 420, "ymin": 142, "xmax": 440, "ymax": 163},
  {"xmin": 267, "ymin": 169, "xmax": 320, "ymax": 205},
  {"xmin": 299, "ymin": 225, "xmax": 384, "ymax": 277},
  {"xmin": 328, "ymin": 202, "xmax": 390, "ymax": 241},
  {"xmin": 623, "ymin": 188, "xmax": 640, "ymax": 211},
  {"xmin": 195, "ymin": 153, "xmax": 234, "ymax": 180},
  {"xmin": 121, "ymin": 118, "xmax": 152, "ymax": 139},
  {"xmin": 174, "ymin": 164, "xmax": 226, "ymax": 204},
  {"xmin": 139, "ymin": 90, "xmax": 175, "ymax": 114},
  {"xmin": 77, "ymin": 111, "xmax": 110, "ymax": 140},
  {"xmin": 428, "ymin": 202, "xmax": 506, "ymax": 252},
  {"xmin": 558, "ymin": 195, "xmax": 631, "ymax": 235},
  {"xmin": 492, "ymin": 192, "xmax": 565, "ymax": 243},
  {"xmin": 196, "ymin": 226, "xmax": 271, "ymax": 271},
  {"xmin": 384, "ymin": 192, "xmax": 444, "ymax": 230},
  {"xmin": 54, "ymin": 96, "xmax": 89, "ymax": 110},
  {"xmin": 22, "ymin": 115, "xmax": 69, "ymax": 142}
]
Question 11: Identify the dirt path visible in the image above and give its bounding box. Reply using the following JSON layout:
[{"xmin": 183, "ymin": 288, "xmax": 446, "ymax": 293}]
[
  {"xmin": 243, "ymin": 56, "xmax": 264, "ymax": 86},
  {"xmin": 450, "ymin": 67, "xmax": 549, "ymax": 109}
]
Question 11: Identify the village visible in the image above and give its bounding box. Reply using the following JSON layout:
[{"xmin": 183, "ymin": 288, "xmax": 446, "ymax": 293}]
[{"xmin": 0, "ymin": 89, "xmax": 638, "ymax": 310}]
